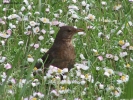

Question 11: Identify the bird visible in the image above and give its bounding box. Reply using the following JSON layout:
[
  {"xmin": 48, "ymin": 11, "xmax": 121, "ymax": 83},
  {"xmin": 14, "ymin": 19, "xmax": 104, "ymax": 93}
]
[{"xmin": 35, "ymin": 26, "xmax": 84, "ymax": 72}]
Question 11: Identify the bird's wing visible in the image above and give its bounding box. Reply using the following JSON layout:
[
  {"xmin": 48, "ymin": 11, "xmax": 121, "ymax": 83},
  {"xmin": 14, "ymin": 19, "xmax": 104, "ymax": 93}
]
[
  {"xmin": 35, "ymin": 45, "xmax": 58, "ymax": 69},
  {"xmin": 35, "ymin": 43, "xmax": 75, "ymax": 70},
  {"xmin": 43, "ymin": 46, "xmax": 75, "ymax": 69},
  {"xmin": 35, "ymin": 51, "xmax": 53, "ymax": 69}
]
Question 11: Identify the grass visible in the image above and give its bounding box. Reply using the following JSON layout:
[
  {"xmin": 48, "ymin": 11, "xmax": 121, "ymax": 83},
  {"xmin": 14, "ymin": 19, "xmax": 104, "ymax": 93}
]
[{"xmin": 0, "ymin": 0, "xmax": 133, "ymax": 100}]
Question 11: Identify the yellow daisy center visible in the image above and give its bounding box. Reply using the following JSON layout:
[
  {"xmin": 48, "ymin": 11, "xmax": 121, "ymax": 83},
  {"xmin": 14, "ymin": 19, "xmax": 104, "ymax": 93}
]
[
  {"xmin": 110, "ymin": 86, "xmax": 114, "ymax": 90},
  {"xmin": 36, "ymin": 28, "xmax": 39, "ymax": 32},
  {"xmin": 43, "ymin": 18, "xmax": 47, "ymax": 23},
  {"xmin": 89, "ymin": 15, "xmax": 93, "ymax": 20},
  {"xmin": 9, "ymin": 85, "xmax": 12, "ymax": 89},
  {"xmin": 34, "ymin": 67, "xmax": 38, "ymax": 71},
  {"xmin": 129, "ymin": 46, "xmax": 133, "ymax": 50},
  {"xmin": 57, "ymin": 69, "xmax": 62, "ymax": 73},
  {"xmin": 52, "ymin": 78, "xmax": 55, "ymax": 81},
  {"xmin": 61, "ymin": 86, "xmax": 65, "ymax": 90},
  {"xmin": 126, "ymin": 64, "xmax": 130, "ymax": 68},
  {"xmin": 114, "ymin": 90, "xmax": 119, "ymax": 94},
  {"xmin": 94, "ymin": 52, "xmax": 99, "ymax": 56},
  {"xmin": 121, "ymin": 75, "xmax": 126, "ymax": 81},
  {"xmin": 119, "ymin": 40, "xmax": 124, "ymax": 45},
  {"xmin": 85, "ymin": 74, "xmax": 89, "ymax": 78},
  {"xmin": 28, "ymin": 54, "xmax": 32, "ymax": 58},
  {"xmin": 108, "ymin": 70, "xmax": 112, "ymax": 74},
  {"xmin": 32, "ymin": 98, "xmax": 37, "ymax": 100}
]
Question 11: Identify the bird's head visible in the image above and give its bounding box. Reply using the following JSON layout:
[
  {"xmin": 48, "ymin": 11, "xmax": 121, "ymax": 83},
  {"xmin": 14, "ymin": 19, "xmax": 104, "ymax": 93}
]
[{"xmin": 55, "ymin": 26, "xmax": 84, "ymax": 41}]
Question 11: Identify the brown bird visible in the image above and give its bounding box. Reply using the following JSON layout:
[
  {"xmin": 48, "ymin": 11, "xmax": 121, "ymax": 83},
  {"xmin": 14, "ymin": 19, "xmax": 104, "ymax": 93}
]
[{"xmin": 35, "ymin": 26, "xmax": 84, "ymax": 71}]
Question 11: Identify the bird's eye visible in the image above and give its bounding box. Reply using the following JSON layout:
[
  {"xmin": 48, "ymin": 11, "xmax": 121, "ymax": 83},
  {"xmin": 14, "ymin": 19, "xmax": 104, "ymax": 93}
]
[{"xmin": 67, "ymin": 29, "xmax": 71, "ymax": 32}]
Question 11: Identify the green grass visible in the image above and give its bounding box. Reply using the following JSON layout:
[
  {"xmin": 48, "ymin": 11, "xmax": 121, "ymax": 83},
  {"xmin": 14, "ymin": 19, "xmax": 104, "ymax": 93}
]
[{"xmin": 0, "ymin": 0, "xmax": 133, "ymax": 100}]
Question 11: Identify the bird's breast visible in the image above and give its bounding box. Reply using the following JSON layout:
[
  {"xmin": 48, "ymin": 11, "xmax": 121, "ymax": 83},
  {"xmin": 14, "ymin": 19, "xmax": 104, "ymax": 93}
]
[
  {"xmin": 60, "ymin": 44, "xmax": 75, "ymax": 59},
  {"xmin": 44, "ymin": 42, "xmax": 76, "ymax": 69}
]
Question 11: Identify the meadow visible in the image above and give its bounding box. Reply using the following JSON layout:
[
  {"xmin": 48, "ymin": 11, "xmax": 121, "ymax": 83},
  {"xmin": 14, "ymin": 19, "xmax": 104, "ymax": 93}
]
[{"xmin": 0, "ymin": 0, "xmax": 133, "ymax": 100}]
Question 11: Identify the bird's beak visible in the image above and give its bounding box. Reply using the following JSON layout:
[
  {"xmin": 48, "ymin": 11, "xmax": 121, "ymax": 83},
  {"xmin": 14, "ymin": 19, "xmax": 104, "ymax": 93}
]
[{"xmin": 76, "ymin": 28, "xmax": 84, "ymax": 32}]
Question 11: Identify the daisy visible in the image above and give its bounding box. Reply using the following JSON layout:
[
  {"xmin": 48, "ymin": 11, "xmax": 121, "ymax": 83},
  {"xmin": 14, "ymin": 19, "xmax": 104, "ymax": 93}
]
[
  {"xmin": 119, "ymin": 52, "xmax": 127, "ymax": 57},
  {"xmin": 85, "ymin": 14, "xmax": 95, "ymax": 21},
  {"xmin": 27, "ymin": 55, "xmax": 34, "ymax": 62},
  {"xmin": 68, "ymin": 5, "xmax": 79, "ymax": 10},
  {"xmin": 4, "ymin": 63, "xmax": 12, "ymax": 69},
  {"xmin": 81, "ymin": 1, "xmax": 87, "ymax": 6},
  {"xmin": 80, "ymin": 54, "xmax": 85, "ymax": 59},
  {"xmin": 103, "ymin": 68, "xmax": 114, "ymax": 77},
  {"xmin": 33, "ymin": 27, "xmax": 40, "ymax": 34},
  {"xmin": 0, "ymin": 56, "xmax": 6, "ymax": 63},
  {"xmin": 113, "ymin": 4, "xmax": 122, "ymax": 10},
  {"xmin": 40, "ymin": 48, "xmax": 48, "ymax": 53},
  {"xmin": 30, "ymin": 21, "xmax": 36, "ymax": 27},
  {"xmin": 40, "ymin": 17, "xmax": 49, "ymax": 23}
]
